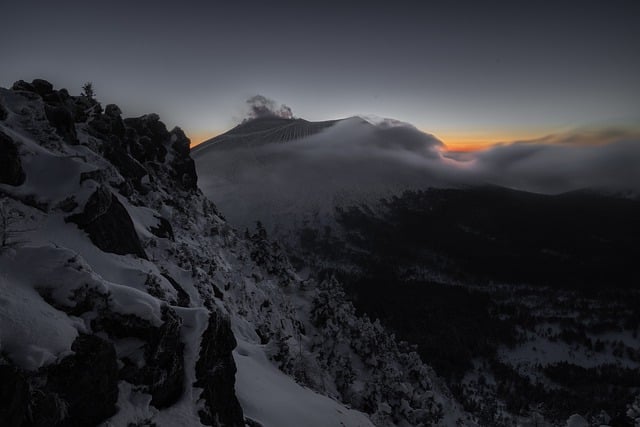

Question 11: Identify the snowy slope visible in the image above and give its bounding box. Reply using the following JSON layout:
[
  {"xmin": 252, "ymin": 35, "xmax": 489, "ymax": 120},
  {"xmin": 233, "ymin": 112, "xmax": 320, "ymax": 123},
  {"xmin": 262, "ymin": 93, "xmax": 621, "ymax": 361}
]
[{"xmin": 0, "ymin": 80, "xmax": 470, "ymax": 426}]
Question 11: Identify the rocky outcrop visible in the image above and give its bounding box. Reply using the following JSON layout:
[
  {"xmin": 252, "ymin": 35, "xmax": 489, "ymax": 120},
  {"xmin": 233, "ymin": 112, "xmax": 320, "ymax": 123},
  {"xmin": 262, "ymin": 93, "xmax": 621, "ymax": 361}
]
[
  {"xmin": 30, "ymin": 79, "xmax": 54, "ymax": 96},
  {"xmin": 10, "ymin": 80, "xmax": 36, "ymax": 92},
  {"xmin": 0, "ymin": 79, "xmax": 253, "ymax": 426},
  {"xmin": 123, "ymin": 114, "xmax": 169, "ymax": 164},
  {"xmin": 95, "ymin": 306, "xmax": 186, "ymax": 408},
  {"xmin": 0, "ymin": 334, "xmax": 119, "ymax": 427},
  {"xmin": 66, "ymin": 186, "xmax": 147, "ymax": 259},
  {"xmin": 37, "ymin": 334, "xmax": 119, "ymax": 426},
  {"xmin": 43, "ymin": 283, "xmax": 188, "ymax": 412},
  {"xmin": 0, "ymin": 364, "xmax": 29, "ymax": 427},
  {"xmin": 150, "ymin": 215, "xmax": 175, "ymax": 240},
  {"xmin": 170, "ymin": 127, "xmax": 198, "ymax": 191},
  {"xmin": 0, "ymin": 130, "xmax": 25, "ymax": 186},
  {"xmin": 11, "ymin": 79, "xmax": 79, "ymax": 144},
  {"xmin": 8, "ymin": 79, "xmax": 199, "ymax": 194},
  {"xmin": 161, "ymin": 272, "xmax": 191, "ymax": 307},
  {"xmin": 44, "ymin": 103, "xmax": 77, "ymax": 144},
  {"xmin": 195, "ymin": 311, "xmax": 244, "ymax": 427},
  {"xmin": 103, "ymin": 145, "xmax": 148, "ymax": 188}
]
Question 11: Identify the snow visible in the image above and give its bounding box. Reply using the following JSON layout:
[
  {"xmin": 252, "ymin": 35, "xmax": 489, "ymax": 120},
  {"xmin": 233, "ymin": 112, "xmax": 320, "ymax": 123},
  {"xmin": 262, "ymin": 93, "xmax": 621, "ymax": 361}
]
[
  {"xmin": 107, "ymin": 283, "xmax": 164, "ymax": 326},
  {"xmin": 233, "ymin": 335, "xmax": 375, "ymax": 427},
  {"xmin": 565, "ymin": 414, "xmax": 589, "ymax": 427},
  {"xmin": 0, "ymin": 257, "xmax": 79, "ymax": 370}
]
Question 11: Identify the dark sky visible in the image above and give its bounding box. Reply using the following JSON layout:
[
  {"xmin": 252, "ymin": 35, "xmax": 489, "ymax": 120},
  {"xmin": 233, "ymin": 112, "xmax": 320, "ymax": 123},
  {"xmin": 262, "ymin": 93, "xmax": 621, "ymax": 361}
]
[{"xmin": 1, "ymin": 0, "xmax": 639, "ymax": 147}]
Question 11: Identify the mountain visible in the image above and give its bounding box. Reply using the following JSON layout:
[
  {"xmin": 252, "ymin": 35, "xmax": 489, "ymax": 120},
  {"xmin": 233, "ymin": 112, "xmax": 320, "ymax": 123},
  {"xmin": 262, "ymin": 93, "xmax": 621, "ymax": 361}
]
[
  {"xmin": 192, "ymin": 115, "xmax": 449, "ymax": 235},
  {"xmin": 193, "ymin": 116, "xmax": 344, "ymax": 153},
  {"xmin": 193, "ymin": 115, "xmax": 640, "ymax": 426},
  {"xmin": 0, "ymin": 80, "xmax": 471, "ymax": 427}
]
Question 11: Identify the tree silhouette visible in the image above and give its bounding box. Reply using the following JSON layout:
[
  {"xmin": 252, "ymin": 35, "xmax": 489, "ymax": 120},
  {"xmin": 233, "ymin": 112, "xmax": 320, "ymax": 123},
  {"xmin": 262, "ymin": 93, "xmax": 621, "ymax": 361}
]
[{"xmin": 81, "ymin": 82, "xmax": 95, "ymax": 99}]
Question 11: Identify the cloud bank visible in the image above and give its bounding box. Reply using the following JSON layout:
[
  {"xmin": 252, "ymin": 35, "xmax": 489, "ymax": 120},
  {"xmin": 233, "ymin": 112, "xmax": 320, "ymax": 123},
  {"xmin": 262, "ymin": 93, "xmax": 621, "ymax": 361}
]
[{"xmin": 194, "ymin": 118, "xmax": 640, "ymax": 229}]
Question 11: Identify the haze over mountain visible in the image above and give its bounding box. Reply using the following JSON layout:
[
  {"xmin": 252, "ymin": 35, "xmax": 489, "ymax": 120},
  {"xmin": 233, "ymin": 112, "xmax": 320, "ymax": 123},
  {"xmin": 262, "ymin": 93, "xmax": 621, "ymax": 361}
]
[{"xmin": 193, "ymin": 108, "xmax": 640, "ymax": 233}]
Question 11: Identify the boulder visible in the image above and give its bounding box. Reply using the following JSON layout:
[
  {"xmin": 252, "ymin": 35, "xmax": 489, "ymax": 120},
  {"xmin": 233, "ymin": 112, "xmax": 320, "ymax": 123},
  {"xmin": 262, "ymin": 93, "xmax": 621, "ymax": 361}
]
[
  {"xmin": 31, "ymin": 79, "xmax": 54, "ymax": 96},
  {"xmin": 66, "ymin": 186, "xmax": 147, "ymax": 259},
  {"xmin": 171, "ymin": 128, "xmax": 198, "ymax": 191},
  {"xmin": 39, "ymin": 334, "xmax": 119, "ymax": 426},
  {"xmin": 141, "ymin": 307, "xmax": 185, "ymax": 407},
  {"xmin": 0, "ymin": 130, "xmax": 26, "ymax": 186},
  {"xmin": 195, "ymin": 311, "xmax": 244, "ymax": 426},
  {"xmin": 105, "ymin": 104, "xmax": 122, "ymax": 117},
  {"xmin": 103, "ymin": 146, "xmax": 147, "ymax": 185},
  {"xmin": 160, "ymin": 272, "xmax": 190, "ymax": 307},
  {"xmin": 149, "ymin": 215, "xmax": 174, "ymax": 240},
  {"xmin": 124, "ymin": 114, "xmax": 169, "ymax": 162},
  {"xmin": 96, "ymin": 307, "xmax": 186, "ymax": 408},
  {"xmin": 11, "ymin": 80, "xmax": 35, "ymax": 92},
  {"xmin": 0, "ymin": 103, "xmax": 7, "ymax": 121},
  {"xmin": 104, "ymin": 104, "xmax": 126, "ymax": 138},
  {"xmin": 0, "ymin": 364, "xmax": 29, "ymax": 427},
  {"xmin": 44, "ymin": 104, "xmax": 78, "ymax": 144}
]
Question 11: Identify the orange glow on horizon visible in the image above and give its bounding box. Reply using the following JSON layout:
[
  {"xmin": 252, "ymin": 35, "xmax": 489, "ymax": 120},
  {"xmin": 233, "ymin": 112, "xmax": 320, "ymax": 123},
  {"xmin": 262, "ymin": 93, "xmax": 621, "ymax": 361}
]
[
  {"xmin": 189, "ymin": 131, "xmax": 221, "ymax": 148},
  {"xmin": 441, "ymin": 141, "xmax": 496, "ymax": 152},
  {"xmin": 433, "ymin": 129, "xmax": 549, "ymax": 152}
]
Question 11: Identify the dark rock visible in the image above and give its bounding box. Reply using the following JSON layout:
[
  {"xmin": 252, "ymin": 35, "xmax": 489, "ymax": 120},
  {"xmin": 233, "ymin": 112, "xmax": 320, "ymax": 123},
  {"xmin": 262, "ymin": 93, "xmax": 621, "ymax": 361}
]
[
  {"xmin": 195, "ymin": 311, "xmax": 244, "ymax": 426},
  {"xmin": 92, "ymin": 310, "xmax": 156, "ymax": 340},
  {"xmin": 211, "ymin": 283, "xmax": 224, "ymax": 300},
  {"xmin": 150, "ymin": 215, "xmax": 174, "ymax": 240},
  {"xmin": 31, "ymin": 79, "xmax": 54, "ymax": 96},
  {"xmin": 173, "ymin": 156, "xmax": 197, "ymax": 190},
  {"xmin": 0, "ymin": 364, "xmax": 29, "ymax": 427},
  {"xmin": 44, "ymin": 104, "xmax": 78, "ymax": 144},
  {"xmin": 66, "ymin": 186, "xmax": 147, "ymax": 259},
  {"xmin": 118, "ymin": 180, "xmax": 134, "ymax": 197},
  {"xmin": 98, "ymin": 307, "xmax": 186, "ymax": 408},
  {"xmin": 11, "ymin": 80, "xmax": 35, "ymax": 92},
  {"xmin": 27, "ymin": 391, "xmax": 65, "ymax": 427},
  {"xmin": 160, "ymin": 273, "xmax": 190, "ymax": 307},
  {"xmin": 55, "ymin": 196, "xmax": 78, "ymax": 213},
  {"xmin": 88, "ymin": 117, "xmax": 111, "ymax": 135},
  {"xmin": 171, "ymin": 127, "xmax": 191, "ymax": 157},
  {"xmin": 105, "ymin": 104, "xmax": 122, "ymax": 117},
  {"xmin": 124, "ymin": 114, "xmax": 167, "ymax": 141},
  {"xmin": 70, "ymin": 96, "xmax": 93, "ymax": 123},
  {"xmin": 40, "ymin": 334, "xmax": 119, "ymax": 426},
  {"xmin": 0, "ymin": 103, "xmax": 7, "ymax": 120},
  {"xmin": 103, "ymin": 145, "xmax": 147, "ymax": 185},
  {"xmin": 171, "ymin": 127, "xmax": 198, "ymax": 190},
  {"xmin": 0, "ymin": 130, "xmax": 26, "ymax": 186},
  {"xmin": 104, "ymin": 105, "xmax": 126, "ymax": 138},
  {"xmin": 42, "ymin": 91, "xmax": 64, "ymax": 105},
  {"xmin": 141, "ymin": 307, "xmax": 185, "ymax": 408},
  {"xmin": 124, "ymin": 114, "xmax": 170, "ymax": 163},
  {"xmin": 170, "ymin": 127, "xmax": 198, "ymax": 191},
  {"xmin": 79, "ymin": 168, "xmax": 108, "ymax": 184}
]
